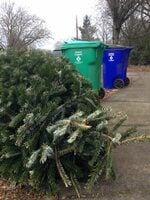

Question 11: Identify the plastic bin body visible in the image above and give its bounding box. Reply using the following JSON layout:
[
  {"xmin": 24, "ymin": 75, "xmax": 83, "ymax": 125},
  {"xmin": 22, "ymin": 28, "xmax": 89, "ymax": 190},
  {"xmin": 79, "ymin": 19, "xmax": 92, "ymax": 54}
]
[
  {"xmin": 61, "ymin": 41, "xmax": 107, "ymax": 92},
  {"xmin": 103, "ymin": 47, "xmax": 132, "ymax": 89}
]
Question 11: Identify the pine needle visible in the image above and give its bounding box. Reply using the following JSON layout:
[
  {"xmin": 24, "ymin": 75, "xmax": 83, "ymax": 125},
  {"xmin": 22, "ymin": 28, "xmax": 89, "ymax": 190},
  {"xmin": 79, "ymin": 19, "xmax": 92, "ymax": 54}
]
[
  {"xmin": 55, "ymin": 148, "xmax": 71, "ymax": 188},
  {"xmin": 121, "ymin": 134, "xmax": 150, "ymax": 145},
  {"xmin": 70, "ymin": 173, "xmax": 81, "ymax": 199}
]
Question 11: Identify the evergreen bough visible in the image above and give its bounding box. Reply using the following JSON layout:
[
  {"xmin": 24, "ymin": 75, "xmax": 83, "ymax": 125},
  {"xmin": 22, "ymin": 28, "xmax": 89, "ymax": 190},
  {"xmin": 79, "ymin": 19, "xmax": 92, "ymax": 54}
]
[{"xmin": 0, "ymin": 50, "xmax": 149, "ymax": 198}]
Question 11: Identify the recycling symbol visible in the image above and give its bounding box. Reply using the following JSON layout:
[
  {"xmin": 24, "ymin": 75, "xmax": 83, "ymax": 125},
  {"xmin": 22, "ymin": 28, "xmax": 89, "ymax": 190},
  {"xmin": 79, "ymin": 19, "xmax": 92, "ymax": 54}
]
[
  {"xmin": 76, "ymin": 56, "xmax": 81, "ymax": 62},
  {"xmin": 108, "ymin": 53, "xmax": 114, "ymax": 62},
  {"xmin": 109, "ymin": 55, "xmax": 114, "ymax": 61}
]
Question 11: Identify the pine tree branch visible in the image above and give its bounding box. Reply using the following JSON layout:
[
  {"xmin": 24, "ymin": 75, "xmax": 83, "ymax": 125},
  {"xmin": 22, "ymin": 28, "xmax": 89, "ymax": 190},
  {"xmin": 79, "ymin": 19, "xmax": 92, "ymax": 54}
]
[
  {"xmin": 58, "ymin": 146, "xmax": 75, "ymax": 157},
  {"xmin": 70, "ymin": 173, "xmax": 81, "ymax": 199},
  {"xmin": 101, "ymin": 133, "xmax": 113, "ymax": 141},
  {"xmin": 55, "ymin": 148, "xmax": 71, "ymax": 188},
  {"xmin": 121, "ymin": 134, "xmax": 150, "ymax": 145}
]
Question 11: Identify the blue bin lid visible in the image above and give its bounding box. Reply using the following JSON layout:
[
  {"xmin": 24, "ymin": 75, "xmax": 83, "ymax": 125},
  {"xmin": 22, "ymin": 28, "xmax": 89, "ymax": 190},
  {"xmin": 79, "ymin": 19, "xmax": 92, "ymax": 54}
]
[{"xmin": 105, "ymin": 45, "xmax": 133, "ymax": 51}]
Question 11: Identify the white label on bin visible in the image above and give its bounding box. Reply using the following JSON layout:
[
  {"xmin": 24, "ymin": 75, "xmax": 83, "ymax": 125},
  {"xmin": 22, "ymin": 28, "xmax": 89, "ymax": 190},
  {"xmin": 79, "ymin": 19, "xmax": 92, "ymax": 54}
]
[
  {"xmin": 108, "ymin": 52, "xmax": 114, "ymax": 62},
  {"xmin": 74, "ymin": 51, "xmax": 83, "ymax": 64}
]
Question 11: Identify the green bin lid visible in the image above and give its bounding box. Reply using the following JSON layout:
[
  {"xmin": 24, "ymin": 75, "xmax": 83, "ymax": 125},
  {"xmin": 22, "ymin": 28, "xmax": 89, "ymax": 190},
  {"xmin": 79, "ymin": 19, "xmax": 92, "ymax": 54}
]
[{"xmin": 61, "ymin": 40, "xmax": 108, "ymax": 50}]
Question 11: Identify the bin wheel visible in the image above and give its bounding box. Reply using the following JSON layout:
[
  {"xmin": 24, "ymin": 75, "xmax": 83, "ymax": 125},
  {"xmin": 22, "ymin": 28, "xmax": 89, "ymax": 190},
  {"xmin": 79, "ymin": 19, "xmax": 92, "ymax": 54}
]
[
  {"xmin": 113, "ymin": 78, "xmax": 124, "ymax": 89},
  {"xmin": 99, "ymin": 88, "xmax": 105, "ymax": 99},
  {"xmin": 125, "ymin": 77, "xmax": 130, "ymax": 86}
]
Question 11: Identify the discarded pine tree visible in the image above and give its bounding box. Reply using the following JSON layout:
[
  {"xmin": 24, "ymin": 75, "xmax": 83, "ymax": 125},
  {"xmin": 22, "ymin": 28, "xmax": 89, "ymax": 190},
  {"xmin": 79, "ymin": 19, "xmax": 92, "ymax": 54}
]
[{"xmin": 0, "ymin": 50, "xmax": 149, "ymax": 198}]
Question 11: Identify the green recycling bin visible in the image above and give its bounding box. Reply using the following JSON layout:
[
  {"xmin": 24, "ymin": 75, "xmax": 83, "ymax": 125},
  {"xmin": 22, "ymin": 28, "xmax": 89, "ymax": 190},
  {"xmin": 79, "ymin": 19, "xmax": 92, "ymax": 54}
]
[{"xmin": 61, "ymin": 40, "xmax": 107, "ymax": 98}]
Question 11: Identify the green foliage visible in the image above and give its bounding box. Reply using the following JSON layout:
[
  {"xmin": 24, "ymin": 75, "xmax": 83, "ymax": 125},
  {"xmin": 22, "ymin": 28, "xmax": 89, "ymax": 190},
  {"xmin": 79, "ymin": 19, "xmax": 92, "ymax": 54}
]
[
  {"xmin": 0, "ymin": 50, "xmax": 149, "ymax": 198},
  {"xmin": 79, "ymin": 15, "xmax": 97, "ymax": 41},
  {"xmin": 121, "ymin": 15, "xmax": 150, "ymax": 65},
  {"xmin": 129, "ymin": 35, "xmax": 150, "ymax": 65}
]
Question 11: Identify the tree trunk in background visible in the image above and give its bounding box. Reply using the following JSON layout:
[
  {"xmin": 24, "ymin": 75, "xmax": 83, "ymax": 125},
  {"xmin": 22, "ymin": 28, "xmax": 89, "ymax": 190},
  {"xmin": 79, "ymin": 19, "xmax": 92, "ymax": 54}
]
[
  {"xmin": 112, "ymin": 24, "xmax": 121, "ymax": 44},
  {"xmin": 104, "ymin": 0, "xmax": 141, "ymax": 44}
]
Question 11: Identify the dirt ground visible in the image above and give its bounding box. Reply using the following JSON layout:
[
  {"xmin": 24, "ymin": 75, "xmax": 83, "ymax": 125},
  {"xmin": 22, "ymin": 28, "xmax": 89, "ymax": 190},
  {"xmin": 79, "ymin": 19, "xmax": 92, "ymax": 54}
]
[
  {"xmin": 0, "ymin": 65, "xmax": 150, "ymax": 200},
  {"xmin": 0, "ymin": 178, "xmax": 45, "ymax": 200}
]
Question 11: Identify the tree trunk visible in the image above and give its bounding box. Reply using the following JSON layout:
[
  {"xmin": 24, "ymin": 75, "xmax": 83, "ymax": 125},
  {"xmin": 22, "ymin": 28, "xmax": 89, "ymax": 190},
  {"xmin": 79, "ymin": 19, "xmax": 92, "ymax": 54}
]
[{"xmin": 112, "ymin": 23, "xmax": 121, "ymax": 44}]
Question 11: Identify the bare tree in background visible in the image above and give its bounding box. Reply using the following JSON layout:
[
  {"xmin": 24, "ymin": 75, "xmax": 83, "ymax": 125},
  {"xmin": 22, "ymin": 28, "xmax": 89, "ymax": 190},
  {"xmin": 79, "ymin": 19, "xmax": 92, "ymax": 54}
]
[
  {"xmin": 139, "ymin": 0, "xmax": 150, "ymax": 30},
  {"xmin": 120, "ymin": 0, "xmax": 150, "ymax": 64},
  {"xmin": 102, "ymin": 0, "xmax": 141, "ymax": 44},
  {"xmin": 121, "ymin": 0, "xmax": 150, "ymax": 43},
  {"xmin": 141, "ymin": 0, "xmax": 150, "ymax": 17},
  {"xmin": 95, "ymin": 0, "xmax": 112, "ymax": 43},
  {"xmin": 0, "ymin": 2, "xmax": 51, "ymax": 50}
]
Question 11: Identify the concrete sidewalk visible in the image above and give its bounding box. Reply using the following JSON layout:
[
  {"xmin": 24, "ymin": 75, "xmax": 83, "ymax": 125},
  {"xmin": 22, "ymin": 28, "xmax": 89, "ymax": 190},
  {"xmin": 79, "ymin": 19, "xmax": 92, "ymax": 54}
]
[
  {"xmin": 103, "ymin": 71, "xmax": 150, "ymax": 134},
  {"xmin": 99, "ymin": 71, "xmax": 150, "ymax": 200}
]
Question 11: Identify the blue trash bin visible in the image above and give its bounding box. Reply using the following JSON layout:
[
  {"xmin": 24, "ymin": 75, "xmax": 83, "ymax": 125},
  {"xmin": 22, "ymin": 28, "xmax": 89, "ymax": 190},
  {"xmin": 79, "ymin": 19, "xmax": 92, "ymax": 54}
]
[{"xmin": 103, "ymin": 46, "xmax": 132, "ymax": 89}]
